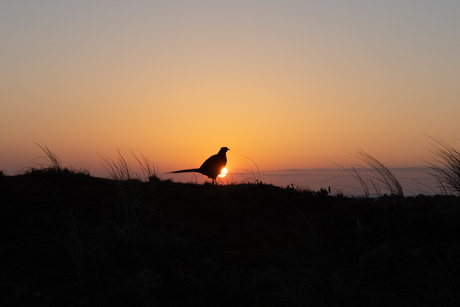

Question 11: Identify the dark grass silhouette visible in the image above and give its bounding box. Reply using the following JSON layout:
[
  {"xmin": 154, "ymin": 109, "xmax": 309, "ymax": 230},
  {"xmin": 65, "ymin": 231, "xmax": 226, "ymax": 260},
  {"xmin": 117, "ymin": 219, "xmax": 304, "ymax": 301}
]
[
  {"xmin": 1, "ymin": 144, "xmax": 460, "ymax": 306},
  {"xmin": 169, "ymin": 147, "xmax": 229, "ymax": 184},
  {"xmin": 100, "ymin": 148, "xmax": 158, "ymax": 182},
  {"xmin": 330, "ymin": 149, "xmax": 404, "ymax": 197},
  {"xmin": 425, "ymin": 136, "xmax": 460, "ymax": 195}
]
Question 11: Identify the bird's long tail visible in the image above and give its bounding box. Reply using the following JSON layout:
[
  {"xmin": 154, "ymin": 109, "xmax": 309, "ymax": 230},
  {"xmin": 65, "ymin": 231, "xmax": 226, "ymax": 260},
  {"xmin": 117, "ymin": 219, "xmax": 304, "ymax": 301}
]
[{"xmin": 168, "ymin": 168, "xmax": 201, "ymax": 174}]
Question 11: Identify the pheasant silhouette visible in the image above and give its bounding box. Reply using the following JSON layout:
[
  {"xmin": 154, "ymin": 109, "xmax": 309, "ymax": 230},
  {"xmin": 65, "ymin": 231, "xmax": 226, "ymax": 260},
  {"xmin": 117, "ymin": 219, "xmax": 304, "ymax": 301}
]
[{"xmin": 169, "ymin": 147, "xmax": 229, "ymax": 184}]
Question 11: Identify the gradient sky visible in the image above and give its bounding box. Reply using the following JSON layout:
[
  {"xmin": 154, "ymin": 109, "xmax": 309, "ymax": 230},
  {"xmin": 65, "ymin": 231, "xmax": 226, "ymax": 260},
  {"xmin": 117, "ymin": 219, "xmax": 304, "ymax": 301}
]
[{"xmin": 1, "ymin": 1, "xmax": 460, "ymax": 179}]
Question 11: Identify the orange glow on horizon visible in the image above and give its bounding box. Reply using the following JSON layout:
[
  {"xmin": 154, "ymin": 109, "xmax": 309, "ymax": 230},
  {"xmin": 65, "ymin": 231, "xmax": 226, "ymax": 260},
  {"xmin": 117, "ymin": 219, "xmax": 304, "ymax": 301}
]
[{"xmin": 1, "ymin": 2, "xmax": 460, "ymax": 179}]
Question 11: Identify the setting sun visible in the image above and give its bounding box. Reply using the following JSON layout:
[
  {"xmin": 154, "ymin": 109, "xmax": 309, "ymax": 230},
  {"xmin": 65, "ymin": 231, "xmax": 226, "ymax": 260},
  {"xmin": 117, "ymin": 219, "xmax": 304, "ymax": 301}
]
[{"xmin": 218, "ymin": 168, "xmax": 228, "ymax": 178}]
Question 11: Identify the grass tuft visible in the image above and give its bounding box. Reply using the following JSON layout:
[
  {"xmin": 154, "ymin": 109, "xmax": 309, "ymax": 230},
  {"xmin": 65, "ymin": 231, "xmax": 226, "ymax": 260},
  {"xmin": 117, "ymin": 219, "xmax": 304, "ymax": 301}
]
[
  {"xmin": 354, "ymin": 149, "xmax": 404, "ymax": 197},
  {"xmin": 100, "ymin": 149, "xmax": 133, "ymax": 181},
  {"xmin": 33, "ymin": 142, "xmax": 63, "ymax": 171},
  {"xmin": 100, "ymin": 148, "xmax": 158, "ymax": 182},
  {"xmin": 424, "ymin": 136, "xmax": 460, "ymax": 195},
  {"xmin": 330, "ymin": 162, "xmax": 371, "ymax": 197},
  {"xmin": 232, "ymin": 156, "xmax": 262, "ymax": 185},
  {"xmin": 129, "ymin": 148, "xmax": 158, "ymax": 182},
  {"xmin": 27, "ymin": 143, "xmax": 90, "ymax": 177},
  {"xmin": 330, "ymin": 150, "xmax": 403, "ymax": 197}
]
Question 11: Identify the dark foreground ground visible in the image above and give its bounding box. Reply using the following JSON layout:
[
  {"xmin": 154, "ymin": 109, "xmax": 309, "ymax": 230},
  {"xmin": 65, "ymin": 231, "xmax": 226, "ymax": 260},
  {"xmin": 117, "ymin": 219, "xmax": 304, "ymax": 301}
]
[{"xmin": 1, "ymin": 168, "xmax": 459, "ymax": 306}]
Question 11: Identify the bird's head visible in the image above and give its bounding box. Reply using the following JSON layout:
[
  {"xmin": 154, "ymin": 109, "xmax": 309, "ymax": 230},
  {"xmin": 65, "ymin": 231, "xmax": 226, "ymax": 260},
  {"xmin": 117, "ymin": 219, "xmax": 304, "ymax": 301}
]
[{"xmin": 219, "ymin": 147, "xmax": 230, "ymax": 154}]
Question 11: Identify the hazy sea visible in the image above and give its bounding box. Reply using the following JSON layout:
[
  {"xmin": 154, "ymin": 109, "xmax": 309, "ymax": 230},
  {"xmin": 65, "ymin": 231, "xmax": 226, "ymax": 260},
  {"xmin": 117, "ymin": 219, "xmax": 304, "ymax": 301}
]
[
  {"xmin": 3, "ymin": 163, "xmax": 441, "ymax": 196},
  {"xmin": 165, "ymin": 167, "xmax": 441, "ymax": 197}
]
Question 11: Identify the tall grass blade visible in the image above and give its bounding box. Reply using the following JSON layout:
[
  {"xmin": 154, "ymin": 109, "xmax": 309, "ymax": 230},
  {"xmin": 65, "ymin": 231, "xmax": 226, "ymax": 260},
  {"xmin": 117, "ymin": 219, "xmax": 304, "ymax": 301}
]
[
  {"xmin": 424, "ymin": 136, "xmax": 460, "ymax": 195},
  {"xmin": 100, "ymin": 149, "xmax": 133, "ymax": 181},
  {"xmin": 34, "ymin": 142, "xmax": 63, "ymax": 171},
  {"xmin": 129, "ymin": 148, "xmax": 158, "ymax": 181},
  {"xmin": 354, "ymin": 149, "xmax": 404, "ymax": 197}
]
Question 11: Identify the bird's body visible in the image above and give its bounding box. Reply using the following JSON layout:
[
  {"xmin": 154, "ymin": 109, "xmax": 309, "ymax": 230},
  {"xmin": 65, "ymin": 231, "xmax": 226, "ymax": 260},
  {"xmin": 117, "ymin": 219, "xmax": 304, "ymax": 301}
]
[{"xmin": 169, "ymin": 147, "xmax": 229, "ymax": 183}]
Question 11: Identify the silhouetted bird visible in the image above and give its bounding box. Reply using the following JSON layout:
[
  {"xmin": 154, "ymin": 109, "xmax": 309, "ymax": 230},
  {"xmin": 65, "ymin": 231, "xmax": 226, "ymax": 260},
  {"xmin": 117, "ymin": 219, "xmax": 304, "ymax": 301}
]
[{"xmin": 169, "ymin": 147, "xmax": 229, "ymax": 184}]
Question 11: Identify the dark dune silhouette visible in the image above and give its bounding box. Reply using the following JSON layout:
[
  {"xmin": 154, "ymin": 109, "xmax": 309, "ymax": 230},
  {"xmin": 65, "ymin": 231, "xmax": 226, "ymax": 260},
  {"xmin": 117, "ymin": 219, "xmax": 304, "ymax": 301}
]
[
  {"xmin": 2, "ymin": 168, "xmax": 460, "ymax": 306},
  {"xmin": 169, "ymin": 147, "xmax": 229, "ymax": 183}
]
